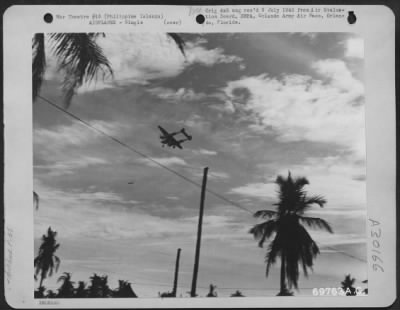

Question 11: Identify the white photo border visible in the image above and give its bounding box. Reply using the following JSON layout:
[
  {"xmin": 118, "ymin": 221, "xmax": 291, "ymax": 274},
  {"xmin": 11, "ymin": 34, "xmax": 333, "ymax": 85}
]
[{"xmin": 3, "ymin": 4, "xmax": 396, "ymax": 308}]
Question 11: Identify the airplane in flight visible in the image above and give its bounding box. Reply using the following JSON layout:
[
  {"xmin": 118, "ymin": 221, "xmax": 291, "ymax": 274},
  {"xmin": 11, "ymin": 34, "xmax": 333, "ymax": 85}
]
[{"xmin": 158, "ymin": 126, "xmax": 192, "ymax": 149}]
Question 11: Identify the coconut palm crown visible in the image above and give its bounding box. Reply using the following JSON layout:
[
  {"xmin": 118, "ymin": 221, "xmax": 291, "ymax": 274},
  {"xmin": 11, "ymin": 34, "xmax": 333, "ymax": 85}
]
[
  {"xmin": 34, "ymin": 227, "xmax": 61, "ymax": 288},
  {"xmin": 249, "ymin": 171, "xmax": 333, "ymax": 295}
]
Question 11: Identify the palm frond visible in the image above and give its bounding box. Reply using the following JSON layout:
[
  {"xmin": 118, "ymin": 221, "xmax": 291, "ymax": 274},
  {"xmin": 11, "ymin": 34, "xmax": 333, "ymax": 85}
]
[
  {"xmin": 253, "ymin": 209, "xmax": 277, "ymax": 219},
  {"xmin": 305, "ymin": 195, "xmax": 327, "ymax": 207},
  {"xmin": 265, "ymin": 237, "xmax": 281, "ymax": 276},
  {"xmin": 49, "ymin": 33, "xmax": 113, "ymax": 107},
  {"xmin": 167, "ymin": 33, "xmax": 185, "ymax": 56},
  {"xmin": 249, "ymin": 219, "xmax": 277, "ymax": 247},
  {"xmin": 299, "ymin": 216, "xmax": 333, "ymax": 233},
  {"xmin": 54, "ymin": 255, "xmax": 61, "ymax": 272},
  {"xmin": 32, "ymin": 33, "xmax": 46, "ymax": 101},
  {"xmin": 293, "ymin": 176, "xmax": 309, "ymax": 188},
  {"xmin": 33, "ymin": 191, "xmax": 40, "ymax": 210}
]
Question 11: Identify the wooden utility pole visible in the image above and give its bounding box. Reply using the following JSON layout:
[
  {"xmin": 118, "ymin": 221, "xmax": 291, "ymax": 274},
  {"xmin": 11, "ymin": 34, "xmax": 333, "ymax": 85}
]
[
  {"xmin": 172, "ymin": 248, "xmax": 181, "ymax": 297},
  {"xmin": 190, "ymin": 167, "xmax": 209, "ymax": 297}
]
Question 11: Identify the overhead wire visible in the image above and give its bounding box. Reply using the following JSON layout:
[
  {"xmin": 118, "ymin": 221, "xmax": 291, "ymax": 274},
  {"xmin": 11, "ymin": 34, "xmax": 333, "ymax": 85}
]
[
  {"xmin": 37, "ymin": 95, "xmax": 254, "ymax": 215},
  {"xmin": 37, "ymin": 95, "xmax": 367, "ymax": 263}
]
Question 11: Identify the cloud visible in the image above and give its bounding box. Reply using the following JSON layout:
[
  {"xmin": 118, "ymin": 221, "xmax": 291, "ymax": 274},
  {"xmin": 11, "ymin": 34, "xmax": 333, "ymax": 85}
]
[
  {"xmin": 166, "ymin": 196, "xmax": 180, "ymax": 201},
  {"xmin": 223, "ymin": 59, "xmax": 365, "ymax": 158},
  {"xmin": 34, "ymin": 180, "xmax": 192, "ymax": 240},
  {"xmin": 290, "ymin": 32, "xmax": 318, "ymax": 41},
  {"xmin": 34, "ymin": 156, "xmax": 107, "ymax": 176},
  {"xmin": 34, "ymin": 120, "xmax": 127, "ymax": 148},
  {"xmin": 177, "ymin": 114, "xmax": 211, "ymax": 131},
  {"xmin": 185, "ymin": 37, "xmax": 243, "ymax": 67},
  {"xmin": 147, "ymin": 87, "xmax": 208, "ymax": 102},
  {"xmin": 344, "ymin": 37, "xmax": 364, "ymax": 58},
  {"xmin": 192, "ymin": 148, "xmax": 218, "ymax": 156},
  {"xmin": 34, "ymin": 181, "xmax": 247, "ymax": 244},
  {"xmin": 44, "ymin": 34, "xmax": 244, "ymax": 93},
  {"xmin": 137, "ymin": 156, "xmax": 187, "ymax": 167},
  {"xmin": 191, "ymin": 170, "xmax": 230, "ymax": 180},
  {"xmin": 229, "ymin": 182, "xmax": 275, "ymax": 199},
  {"xmin": 231, "ymin": 155, "xmax": 366, "ymax": 209}
]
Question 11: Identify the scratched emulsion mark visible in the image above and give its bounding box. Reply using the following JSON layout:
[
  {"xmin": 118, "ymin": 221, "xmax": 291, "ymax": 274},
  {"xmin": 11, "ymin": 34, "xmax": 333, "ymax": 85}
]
[{"xmin": 5, "ymin": 226, "xmax": 13, "ymax": 286}]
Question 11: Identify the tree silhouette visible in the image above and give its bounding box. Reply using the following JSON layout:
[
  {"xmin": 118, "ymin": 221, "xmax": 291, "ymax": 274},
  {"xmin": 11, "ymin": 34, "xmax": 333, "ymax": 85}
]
[
  {"xmin": 230, "ymin": 290, "xmax": 245, "ymax": 297},
  {"xmin": 32, "ymin": 33, "xmax": 185, "ymax": 107},
  {"xmin": 88, "ymin": 274, "xmax": 111, "ymax": 298},
  {"xmin": 75, "ymin": 281, "xmax": 88, "ymax": 298},
  {"xmin": 249, "ymin": 172, "xmax": 333, "ymax": 296},
  {"xmin": 341, "ymin": 274, "xmax": 357, "ymax": 296},
  {"xmin": 33, "ymin": 191, "xmax": 39, "ymax": 210},
  {"xmin": 57, "ymin": 272, "xmax": 75, "ymax": 298},
  {"xmin": 159, "ymin": 291, "xmax": 175, "ymax": 298},
  {"xmin": 46, "ymin": 290, "xmax": 57, "ymax": 298},
  {"xmin": 362, "ymin": 279, "xmax": 368, "ymax": 295},
  {"xmin": 34, "ymin": 227, "xmax": 60, "ymax": 289},
  {"xmin": 34, "ymin": 286, "xmax": 46, "ymax": 298},
  {"xmin": 206, "ymin": 284, "xmax": 217, "ymax": 297},
  {"xmin": 113, "ymin": 280, "xmax": 138, "ymax": 298}
]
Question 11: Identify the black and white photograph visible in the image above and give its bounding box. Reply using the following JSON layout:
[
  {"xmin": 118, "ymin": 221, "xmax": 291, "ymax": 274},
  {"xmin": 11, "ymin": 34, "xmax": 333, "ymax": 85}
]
[{"xmin": 32, "ymin": 32, "xmax": 368, "ymax": 299}]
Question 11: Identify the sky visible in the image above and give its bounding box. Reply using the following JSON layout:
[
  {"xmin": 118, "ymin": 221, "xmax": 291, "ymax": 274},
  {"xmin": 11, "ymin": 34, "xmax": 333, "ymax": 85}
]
[{"xmin": 33, "ymin": 33, "xmax": 367, "ymax": 297}]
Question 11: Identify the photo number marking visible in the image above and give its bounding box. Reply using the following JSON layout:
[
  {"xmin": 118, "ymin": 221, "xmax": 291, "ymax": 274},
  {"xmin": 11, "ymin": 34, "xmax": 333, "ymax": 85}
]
[{"xmin": 369, "ymin": 218, "xmax": 384, "ymax": 272}]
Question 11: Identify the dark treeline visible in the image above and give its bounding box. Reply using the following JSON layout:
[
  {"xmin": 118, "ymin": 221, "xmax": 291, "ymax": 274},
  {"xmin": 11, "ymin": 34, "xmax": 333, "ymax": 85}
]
[
  {"xmin": 34, "ymin": 272, "xmax": 137, "ymax": 298},
  {"xmin": 34, "ymin": 173, "xmax": 368, "ymax": 298}
]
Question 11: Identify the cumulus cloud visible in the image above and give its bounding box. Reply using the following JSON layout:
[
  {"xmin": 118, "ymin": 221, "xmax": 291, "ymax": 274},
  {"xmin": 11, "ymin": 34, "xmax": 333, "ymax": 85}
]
[
  {"xmin": 44, "ymin": 34, "xmax": 244, "ymax": 92},
  {"xmin": 344, "ymin": 37, "xmax": 364, "ymax": 58},
  {"xmin": 230, "ymin": 155, "xmax": 366, "ymax": 209},
  {"xmin": 223, "ymin": 59, "xmax": 365, "ymax": 158},
  {"xmin": 229, "ymin": 182, "xmax": 275, "ymax": 199},
  {"xmin": 147, "ymin": 87, "xmax": 208, "ymax": 102},
  {"xmin": 184, "ymin": 37, "xmax": 243, "ymax": 67}
]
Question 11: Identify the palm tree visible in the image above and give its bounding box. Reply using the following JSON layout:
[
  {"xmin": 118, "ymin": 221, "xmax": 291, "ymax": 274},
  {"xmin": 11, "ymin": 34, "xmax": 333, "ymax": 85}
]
[
  {"xmin": 34, "ymin": 227, "xmax": 61, "ymax": 289},
  {"xmin": 113, "ymin": 280, "xmax": 138, "ymax": 298},
  {"xmin": 46, "ymin": 290, "xmax": 57, "ymax": 298},
  {"xmin": 230, "ymin": 290, "xmax": 245, "ymax": 297},
  {"xmin": 88, "ymin": 273, "xmax": 111, "ymax": 298},
  {"xmin": 32, "ymin": 33, "xmax": 185, "ymax": 107},
  {"xmin": 75, "ymin": 281, "xmax": 88, "ymax": 298},
  {"xmin": 206, "ymin": 284, "xmax": 217, "ymax": 297},
  {"xmin": 341, "ymin": 274, "xmax": 357, "ymax": 296},
  {"xmin": 249, "ymin": 172, "xmax": 333, "ymax": 296},
  {"xmin": 57, "ymin": 272, "xmax": 75, "ymax": 298},
  {"xmin": 34, "ymin": 286, "xmax": 46, "ymax": 298}
]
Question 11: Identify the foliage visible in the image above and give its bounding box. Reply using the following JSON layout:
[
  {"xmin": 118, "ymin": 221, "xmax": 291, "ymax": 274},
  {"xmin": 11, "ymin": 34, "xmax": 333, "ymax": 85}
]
[
  {"xmin": 34, "ymin": 227, "xmax": 60, "ymax": 288},
  {"xmin": 113, "ymin": 280, "xmax": 137, "ymax": 298},
  {"xmin": 159, "ymin": 291, "xmax": 175, "ymax": 298},
  {"xmin": 249, "ymin": 172, "xmax": 333, "ymax": 295},
  {"xmin": 33, "ymin": 191, "xmax": 39, "ymax": 210},
  {"xmin": 88, "ymin": 273, "xmax": 111, "ymax": 298},
  {"xmin": 34, "ymin": 275, "xmax": 138, "ymax": 298},
  {"xmin": 341, "ymin": 274, "xmax": 357, "ymax": 296},
  {"xmin": 32, "ymin": 33, "xmax": 185, "ymax": 107},
  {"xmin": 206, "ymin": 284, "xmax": 217, "ymax": 297},
  {"xmin": 230, "ymin": 290, "xmax": 245, "ymax": 297},
  {"xmin": 57, "ymin": 272, "xmax": 75, "ymax": 298}
]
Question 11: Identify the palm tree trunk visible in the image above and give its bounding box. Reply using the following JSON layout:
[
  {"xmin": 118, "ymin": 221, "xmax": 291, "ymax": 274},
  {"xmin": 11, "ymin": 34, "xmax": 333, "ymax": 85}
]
[
  {"xmin": 280, "ymin": 251, "xmax": 287, "ymax": 294},
  {"xmin": 39, "ymin": 276, "xmax": 44, "ymax": 289}
]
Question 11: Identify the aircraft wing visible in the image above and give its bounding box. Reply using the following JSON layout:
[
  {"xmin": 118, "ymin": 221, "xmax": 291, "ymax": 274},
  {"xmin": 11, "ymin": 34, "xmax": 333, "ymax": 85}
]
[
  {"xmin": 176, "ymin": 143, "xmax": 183, "ymax": 149},
  {"xmin": 158, "ymin": 126, "xmax": 169, "ymax": 136}
]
